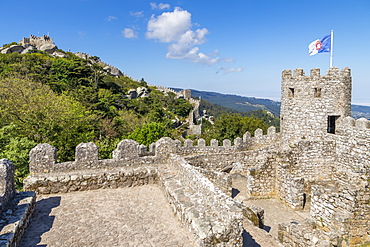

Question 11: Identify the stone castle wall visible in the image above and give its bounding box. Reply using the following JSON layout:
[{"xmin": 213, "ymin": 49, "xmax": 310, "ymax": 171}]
[
  {"xmin": 19, "ymin": 35, "xmax": 54, "ymax": 48},
  {"xmin": 5, "ymin": 66, "xmax": 370, "ymax": 246},
  {"xmin": 0, "ymin": 159, "xmax": 35, "ymax": 247},
  {"xmin": 24, "ymin": 138, "xmax": 247, "ymax": 246}
]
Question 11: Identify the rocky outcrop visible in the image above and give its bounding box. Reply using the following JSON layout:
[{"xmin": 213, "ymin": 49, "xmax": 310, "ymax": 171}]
[
  {"xmin": 126, "ymin": 87, "xmax": 149, "ymax": 99},
  {"xmin": 0, "ymin": 35, "xmax": 59, "ymax": 55},
  {"xmin": 75, "ymin": 52, "xmax": 124, "ymax": 77},
  {"xmin": 39, "ymin": 43, "xmax": 58, "ymax": 53}
]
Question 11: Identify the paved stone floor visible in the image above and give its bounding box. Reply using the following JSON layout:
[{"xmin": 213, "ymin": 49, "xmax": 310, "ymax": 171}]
[
  {"xmin": 20, "ymin": 185, "xmax": 197, "ymax": 247},
  {"xmin": 20, "ymin": 181, "xmax": 311, "ymax": 247}
]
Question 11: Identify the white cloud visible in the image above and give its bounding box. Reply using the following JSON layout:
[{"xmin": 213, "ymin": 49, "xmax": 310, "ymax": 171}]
[
  {"xmin": 144, "ymin": 6, "xmax": 239, "ymax": 67},
  {"xmin": 150, "ymin": 2, "xmax": 171, "ymax": 10},
  {"xmin": 146, "ymin": 7, "xmax": 192, "ymax": 43},
  {"xmin": 106, "ymin": 16, "xmax": 117, "ymax": 21},
  {"xmin": 130, "ymin": 11, "xmax": 144, "ymax": 18},
  {"xmin": 122, "ymin": 28, "xmax": 138, "ymax": 39},
  {"xmin": 217, "ymin": 67, "xmax": 244, "ymax": 74},
  {"xmin": 146, "ymin": 7, "xmax": 221, "ymax": 65}
]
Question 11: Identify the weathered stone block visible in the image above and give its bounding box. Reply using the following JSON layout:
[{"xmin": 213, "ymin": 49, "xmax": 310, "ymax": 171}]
[
  {"xmin": 29, "ymin": 143, "xmax": 57, "ymax": 174},
  {"xmin": 75, "ymin": 142, "xmax": 99, "ymax": 163},
  {"xmin": 197, "ymin": 139, "xmax": 206, "ymax": 147},
  {"xmin": 184, "ymin": 139, "xmax": 193, "ymax": 147},
  {"xmin": 355, "ymin": 118, "xmax": 370, "ymax": 129},
  {"xmin": 234, "ymin": 137, "xmax": 242, "ymax": 146},
  {"xmin": 0, "ymin": 159, "xmax": 15, "ymax": 213},
  {"xmin": 210, "ymin": 139, "xmax": 218, "ymax": 147},
  {"xmin": 112, "ymin": 139, "xmax": 140, "ymax": 159},
  {"xmin": 294, "ymin": 68, "xmax": 304, "ymax": 77},
  {"xmin": 254, "ymin": 129, "xmax": 263, "ymax": 138},
  {"xmin": 223, "ymin": 139, "xmax": 231, "ymax": 147},
  {"xmin": 310, "ymin": 68, "xmax": 320, "ymax": 78},
  {"xmin": 243, "ymin": 132, "xmax": 251, "ymax": 143},
  {"xmin": 267, "ymin": 126, "xmax": 276, "ymax": 136},
  {"xmin": 155, "ymin": 137, "xmax": 180, "ymax": 157}
]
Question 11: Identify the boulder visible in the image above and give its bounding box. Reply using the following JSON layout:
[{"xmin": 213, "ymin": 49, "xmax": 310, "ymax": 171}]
[
  {"xmin": 127, "ymin": 89, "xmax": 138, "ymax": 99},
  {"xmin": 8, "ymin": 45, "xmax": 24, "ymax": 53},
  {"xmin": 137, "ymin": 87, "xmax": 149, "ymax": 97},
  {"xmin": 39, "ymin": 43, "xmax": 58, "ymax": 53},
  {"xmin": 52, "ymin": 51, "xmax": 67, "ymax": 58},
  {"xmin": 0, "ymin": 48, "xmax": 10, "ymax": 54},
  {"xmin": 103, "ymin": 65, "xmax": 123, "ymax": 77},
  {"xmin": 21, "ymin": 46, "xmax": 36, "ymax": 54}
]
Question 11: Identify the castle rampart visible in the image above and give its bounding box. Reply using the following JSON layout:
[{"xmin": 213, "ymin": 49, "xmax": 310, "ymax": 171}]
[
  {"xmin": 3, "ymin": 66, "xmax": 369, "ymax": 246},
  {"xmin": 0, "ymin": 159, "xmax": 35, "ymax": 247}
]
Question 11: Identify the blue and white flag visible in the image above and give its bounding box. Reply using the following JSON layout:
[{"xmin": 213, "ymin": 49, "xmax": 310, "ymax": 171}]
[{"xmin": 308, "ymin": 34, "xmax": 331, "ymax": 56}]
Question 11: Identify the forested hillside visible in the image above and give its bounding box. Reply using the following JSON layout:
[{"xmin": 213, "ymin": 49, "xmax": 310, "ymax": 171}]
[
  {"xmin": 0, "ymin": 45, "xmax": 278, "ymax": 189},
  {"xmin": 178, "ymin": 88, "xmax": 281, "ymax": 117},
  {"xmin": 0, "ymin": 50, "xmax": 194, "ymax": 187}
]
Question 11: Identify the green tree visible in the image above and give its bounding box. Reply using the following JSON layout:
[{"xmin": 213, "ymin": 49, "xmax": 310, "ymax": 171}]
[
  {"xmin": 201, "ymin": 113, "xmax": 268, "ymax": 143},
  {"xmin": 0, "ymin": 76, "xmax": 96, "ymax": 161},
  {"xmin": 127, "ymin": 122, "xmax": 167, "ymax": 146},
  {"xmin": 0, "ymin": 124, "xmax": 36, "ymax": 190}
]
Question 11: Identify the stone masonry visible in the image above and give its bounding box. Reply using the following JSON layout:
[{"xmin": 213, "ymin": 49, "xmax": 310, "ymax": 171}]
[{"xmin": 1, "ymin": 67, "xmax": 369, "ymax": 246}]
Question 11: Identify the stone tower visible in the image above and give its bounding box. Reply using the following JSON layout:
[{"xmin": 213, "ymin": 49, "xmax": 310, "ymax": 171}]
[{"xmin": 280, "ymin": 67, "xmax": 352, "ymax": 142}]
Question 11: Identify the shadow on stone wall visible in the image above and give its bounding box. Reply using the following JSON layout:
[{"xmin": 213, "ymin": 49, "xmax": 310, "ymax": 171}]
[
  {"xmin": 242, "ymin": 230, "xmax": 261, "ymax": 247},
  {"xmin": 19, "ymin": 197, "xmax": 61, "ymax": 246}
]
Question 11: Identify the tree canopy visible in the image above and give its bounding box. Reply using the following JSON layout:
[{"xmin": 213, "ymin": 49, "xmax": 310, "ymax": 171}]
[{"xmin": 0, "ymin": 49, "xmax": 278, "ymax": 189}]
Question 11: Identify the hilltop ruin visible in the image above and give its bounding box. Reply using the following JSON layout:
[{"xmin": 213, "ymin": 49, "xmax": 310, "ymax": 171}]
[{"xmin": 0, "ymin": 67, "xmax": 368, "ymax": 246}]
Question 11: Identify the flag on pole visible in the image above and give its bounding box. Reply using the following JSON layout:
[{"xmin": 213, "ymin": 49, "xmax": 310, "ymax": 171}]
[{"xmin": 308, "ymin": 34, "xmax": 331, "ymax": 56}]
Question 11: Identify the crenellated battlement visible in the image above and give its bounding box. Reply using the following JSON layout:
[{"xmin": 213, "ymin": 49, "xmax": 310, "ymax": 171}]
[
  {"xmin": 7, "ymin": 66, "xmax": 369, "ymax": 246},
  {"xmin": 27, "ymin": 126, "xmax": 281, "ymax": 176},
  {"xmin": 335, "ymin": 116, "xmax": 370, "ymax": 141},
  {"xmin": 28, "ymin": 140, "xmax": 156, "ymax": 175},
  {"xmin": 282, "ymin": 67, "xmax": 351, "ymax": 79},
  {"xmin": 19, "ymin": 35, "xmax": 54, "ymax": 49}
]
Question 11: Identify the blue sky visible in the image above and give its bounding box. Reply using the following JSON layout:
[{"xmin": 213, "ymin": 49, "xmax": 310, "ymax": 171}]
[{"xmin": 1, "ymin": 0, "xmax": 370, "ymax": 105}]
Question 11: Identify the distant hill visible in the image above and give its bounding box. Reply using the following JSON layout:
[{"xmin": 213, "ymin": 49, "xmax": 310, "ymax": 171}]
[
  {"xmin": 172, "ymin": 88, "xmax": 370, "ymax": 120},
  {"xmin": 172, "ymin": 88, "xmax": 281, "ymax": 117},
  {"xmin": 351, "ymin": 105, "xmax": 370, "ymax": 119}
]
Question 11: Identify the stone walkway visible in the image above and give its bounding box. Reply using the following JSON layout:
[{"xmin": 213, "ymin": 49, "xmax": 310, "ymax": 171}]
[
  {"xmin": 20, "ymin": 185, "xmax": 197, "ymax": 247},
  {"xmin": 20, "ymin": 181, "xmax": 312, "ymax": 247}
]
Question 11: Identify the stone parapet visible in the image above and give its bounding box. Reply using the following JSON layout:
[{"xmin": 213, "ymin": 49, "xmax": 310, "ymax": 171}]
[
  {"xmin": 155, "ymin": 129, "xmax": 281, "ymax": 158},
  {"xmin": 336, "ymin": 116, "xmax": 370, "ymax": 140},
  {"xmin": 0, "ymin": 159, "xmax": 15, "ymax": 214},
  {"xmin": 0, "ymin": 191, "xmax": 36, "ymax": 247},
  {"xmin": 24, "ymin": 166, "xmax": 159, "ymax": 194},
  {"xmin": 159, "ymin": 154, "xmax": 244, "ymax": 246},
  {"xmin": 0, "ymin": 159, "xmax": 36, "ymax": 247},
  {"xmin": 29, "ymin": 141, "xmax": 156, "ymax": 175}
]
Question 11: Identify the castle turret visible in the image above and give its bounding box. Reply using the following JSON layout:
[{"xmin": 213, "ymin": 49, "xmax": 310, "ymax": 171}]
[{"xmin": 280, "ymin": 67, "xmax": 352, "ymax": 142}]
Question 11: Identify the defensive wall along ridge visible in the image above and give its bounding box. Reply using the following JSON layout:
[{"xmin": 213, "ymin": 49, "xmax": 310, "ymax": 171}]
[{"xmin": 0, "ymin": 67, "xmax": 369, "ymax": 246}]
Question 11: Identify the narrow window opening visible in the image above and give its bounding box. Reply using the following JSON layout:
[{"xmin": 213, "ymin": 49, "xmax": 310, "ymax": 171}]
[
  {"xmin": 288, "ymin": 88, "xmax": 295, "ymax": 98},
  {"xmin": 314, "ymin": 88, "xmax": 321, "ymax": 98},
  {"xmin": 303, "ymin": 193, "xmax": 307, "ymax": 209},
  {"xmin": 327, "ymin": 115, "xmax": 340, "ymax": 134}
]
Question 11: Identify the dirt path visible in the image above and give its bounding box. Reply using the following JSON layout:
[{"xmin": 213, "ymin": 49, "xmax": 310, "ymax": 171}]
[{"xmin": 20, "ymin": 185, "xmax": 197, "ymax": 247}]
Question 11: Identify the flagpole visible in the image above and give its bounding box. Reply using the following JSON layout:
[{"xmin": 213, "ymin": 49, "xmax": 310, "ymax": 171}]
[{"xmin": 330, "ymin": 30, "xmax": 334, "ymax": 68}]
